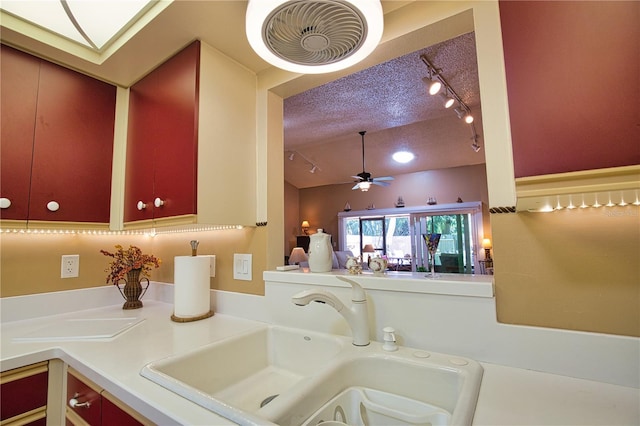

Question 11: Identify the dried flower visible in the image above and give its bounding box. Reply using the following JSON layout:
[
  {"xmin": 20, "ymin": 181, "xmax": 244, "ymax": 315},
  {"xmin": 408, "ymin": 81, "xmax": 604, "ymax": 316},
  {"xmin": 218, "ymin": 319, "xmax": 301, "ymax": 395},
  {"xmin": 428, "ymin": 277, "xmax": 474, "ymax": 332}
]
[{"xmin": 100, "ymin": 245, "xmax": 161, "ymax": 285}]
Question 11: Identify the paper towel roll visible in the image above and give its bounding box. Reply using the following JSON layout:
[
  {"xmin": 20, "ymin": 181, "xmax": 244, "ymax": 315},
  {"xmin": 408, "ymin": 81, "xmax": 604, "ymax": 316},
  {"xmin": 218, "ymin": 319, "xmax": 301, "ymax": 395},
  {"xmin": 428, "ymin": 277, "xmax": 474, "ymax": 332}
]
[{"xmin": 173, "ymin": 256, "xmax": 212, "ymax": 320}]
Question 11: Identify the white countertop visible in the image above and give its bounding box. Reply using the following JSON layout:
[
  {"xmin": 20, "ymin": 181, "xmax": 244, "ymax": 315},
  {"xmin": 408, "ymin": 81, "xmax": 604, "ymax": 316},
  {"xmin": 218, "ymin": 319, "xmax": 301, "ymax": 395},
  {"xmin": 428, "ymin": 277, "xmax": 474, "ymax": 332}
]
[{"xmin": 1, "ymin": 301, "xmax": 638, "ymax": 425}]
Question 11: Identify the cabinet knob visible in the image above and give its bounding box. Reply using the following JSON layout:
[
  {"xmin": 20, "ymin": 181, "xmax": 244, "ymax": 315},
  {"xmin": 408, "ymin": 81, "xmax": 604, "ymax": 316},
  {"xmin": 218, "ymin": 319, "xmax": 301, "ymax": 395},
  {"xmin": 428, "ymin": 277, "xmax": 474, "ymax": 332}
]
[
  {"xmin": 69, "ymin": 394, "xmax": 91, "ymax": 409},
  {"xmin": 154, "ymin": 197, "xmax": 165, "ymax": 208},
  {"xmin": 47, "ymin": 201, "xmax": 60, "ymax": 212},
  {"xmin": 137, "ymin": 201, "xmax": 147, "ymax": 211},
  {"xmin": 0, "ymin": 198, "xmax": 11, "ymax": 209}
]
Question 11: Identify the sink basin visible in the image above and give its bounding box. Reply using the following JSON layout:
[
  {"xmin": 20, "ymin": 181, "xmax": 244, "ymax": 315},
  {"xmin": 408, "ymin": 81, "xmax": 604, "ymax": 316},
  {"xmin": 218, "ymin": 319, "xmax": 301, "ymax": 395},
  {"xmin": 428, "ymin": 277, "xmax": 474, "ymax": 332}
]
[
  {"xmin": 140, "ymin": 325, "xmax": 346, "ymax": 424},
  {"xmin": 266, "ymin": 352, "xmax": 482, "ymax": 426},
  {"xmin": 142, "ymin": 326, "xmax": 482, "ymax": 426}
]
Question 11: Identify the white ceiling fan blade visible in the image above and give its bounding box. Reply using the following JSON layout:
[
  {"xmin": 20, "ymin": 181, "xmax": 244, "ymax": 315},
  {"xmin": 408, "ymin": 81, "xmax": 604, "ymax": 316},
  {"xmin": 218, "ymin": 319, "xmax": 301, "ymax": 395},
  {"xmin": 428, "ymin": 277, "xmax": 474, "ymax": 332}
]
[
  {"xmin": 351, "ymin": 175, "xmax": 363, "ymax": 180},
  {"xmin": 352, "ymin": 182, "xmax": 361, "ymax": 190},
  {"xmin": 372, "ymin": 176, "xmax": 394, "ymax": 181},
  {"xmin": 371, "ymin": 180, "xmax": 390, "ymax": 187}
]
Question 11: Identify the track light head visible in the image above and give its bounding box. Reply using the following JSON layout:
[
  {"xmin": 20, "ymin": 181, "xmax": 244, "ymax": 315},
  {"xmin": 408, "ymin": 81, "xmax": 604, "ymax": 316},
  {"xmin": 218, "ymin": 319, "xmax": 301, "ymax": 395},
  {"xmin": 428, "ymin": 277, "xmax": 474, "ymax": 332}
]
[
  {"xmin": 441, "ymin": 92, "xmax": 455, "ymax": 108},
  {"xmin": 288, "ymin": 152, "xmax": 295, "ymax": 161},
  {"xmin": 422, "ymin": 77, "xmax": 441, "ymax": 95},
  {"xmin": 310, "ymin": 165, "xmax": 317, "ymax": 174},
  {"xmin": 464, "ymin": 113, "xmax": 474, "ymax": 124},
  {"xmin": 471, "ymin": 142, "xmax": 481, "ymax": 152},
  {"xmin": 428, "ymin": 79, "xmax": 441, "ymax": 95}
]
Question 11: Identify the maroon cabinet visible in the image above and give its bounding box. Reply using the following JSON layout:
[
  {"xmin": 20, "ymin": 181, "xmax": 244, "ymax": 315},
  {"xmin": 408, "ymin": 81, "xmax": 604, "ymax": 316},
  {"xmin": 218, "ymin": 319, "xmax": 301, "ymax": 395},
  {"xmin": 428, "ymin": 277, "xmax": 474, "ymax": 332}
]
[
  {"xmin": 101, "ymin": 393, "xmax": 144, "ymax": 426},
  {"xmin": 0, "ymin": 45, "xmax": 40, "ymax": 220},
  {"xmin": 0, "ymin": 361, "xmax": 48, "ymax": 424},
  {"xmin": 66, "ymin": 369, "xmax": 102, "ymax": 425},
  {"xmin": 66, "ymin": 368, "xmax": 149, "ymax": 426},
  {"xmin": 0, "ymin": 44, "xmax": 116, "ymax": 224},
  {"xmin": 124, "ymin": 41, "xmax": 199, "ymax": 223},
  {"xmin": 499, "ymin": 1, "xmax": 640, "ymax": 177}
]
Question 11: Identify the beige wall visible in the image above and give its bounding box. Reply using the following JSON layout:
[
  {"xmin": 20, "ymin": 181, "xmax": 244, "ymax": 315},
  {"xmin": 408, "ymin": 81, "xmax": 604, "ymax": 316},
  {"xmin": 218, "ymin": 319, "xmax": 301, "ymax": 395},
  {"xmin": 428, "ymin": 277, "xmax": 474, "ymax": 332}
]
[
  {"xmin": 284, "ymin": 181, "xmax": 301, "ymax": 256},
  {"xmin": 492, "ymin": 206, "xmax": 640, "ymax": 337},
  {"xmin": 296, "ymin": 164, "xmax": 491, "ymax": 246},
  {"xmin": 0, "ymin": 229, "xmax": 266, "ymax": 298}
]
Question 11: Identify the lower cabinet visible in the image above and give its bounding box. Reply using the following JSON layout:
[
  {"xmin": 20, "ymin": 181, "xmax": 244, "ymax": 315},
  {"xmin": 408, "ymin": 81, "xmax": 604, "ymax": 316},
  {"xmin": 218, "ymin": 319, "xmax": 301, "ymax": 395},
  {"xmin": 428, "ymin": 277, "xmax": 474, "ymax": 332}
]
[
  {"xmin": 65, "ymin": 367, "xmax": 153, "ymax": 426},
  {"xmin": 0, "ymin": 361, "xmax": 48, "ymax": 426}
]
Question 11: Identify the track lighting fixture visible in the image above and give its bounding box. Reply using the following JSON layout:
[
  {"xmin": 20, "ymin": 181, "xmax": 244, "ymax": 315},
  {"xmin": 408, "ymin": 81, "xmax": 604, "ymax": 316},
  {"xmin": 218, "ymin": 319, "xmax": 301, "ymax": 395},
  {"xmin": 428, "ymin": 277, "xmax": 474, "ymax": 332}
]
[
  {"xmin": 428, "ymin": 79, "xmax": 441, "ymax": 95},
  {"xmin": 422, "ymin": 76, "xmax": 442, "ymax": 96},
  {"xmin": 421, "ymin": 54, "xmax": 481, "ymax": 152},
  {"xmin": 441, "ymin": 92, "xmax": 455, "ymax": 108},
  {"xmin": 285, "ymin": 150, "xmax": 321, "ymax": 175}
]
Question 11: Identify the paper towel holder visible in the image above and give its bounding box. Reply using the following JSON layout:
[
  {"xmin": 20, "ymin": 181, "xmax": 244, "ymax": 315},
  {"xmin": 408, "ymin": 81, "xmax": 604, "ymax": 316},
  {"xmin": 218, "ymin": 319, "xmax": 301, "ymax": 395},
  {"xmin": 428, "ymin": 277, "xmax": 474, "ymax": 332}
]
[
  {"xmin": 171, "ymin": 254, "xmax": 214, "ymax": 323},
  {"xmin": 171, "ymin": 310, "xmax": 214, "ymax": 322}
]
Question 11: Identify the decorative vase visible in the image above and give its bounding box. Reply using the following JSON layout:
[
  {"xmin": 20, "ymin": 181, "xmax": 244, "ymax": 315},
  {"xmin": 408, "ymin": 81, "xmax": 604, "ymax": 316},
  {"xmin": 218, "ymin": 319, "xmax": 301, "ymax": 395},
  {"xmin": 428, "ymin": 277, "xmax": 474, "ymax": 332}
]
[
  {"xmin": 308, "ymin": 229, "xmax": 333, "ymax": 273},
  {"xmin": 116, "ymin": 268, "xmax": 149, "ymax": 310},
  {"xmin": 369, "ymin": 256, "xmax": 388, "ymax": 276}
]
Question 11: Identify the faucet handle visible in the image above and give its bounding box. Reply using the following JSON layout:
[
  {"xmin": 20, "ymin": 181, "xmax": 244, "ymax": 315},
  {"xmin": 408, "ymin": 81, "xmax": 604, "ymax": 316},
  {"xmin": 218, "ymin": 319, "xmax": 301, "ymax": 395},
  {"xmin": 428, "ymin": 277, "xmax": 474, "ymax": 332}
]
[{"xmin": 336, "ymin": 276, "xmax": 366, "ymax": 302}]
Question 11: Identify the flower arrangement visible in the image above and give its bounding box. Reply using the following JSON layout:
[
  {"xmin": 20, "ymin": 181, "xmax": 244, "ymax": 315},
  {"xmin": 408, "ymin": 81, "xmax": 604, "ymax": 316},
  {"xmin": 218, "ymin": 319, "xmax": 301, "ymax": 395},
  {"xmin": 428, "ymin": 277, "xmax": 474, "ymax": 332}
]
[{"xmin": 100, "ymin": 245, "xmax": 161, "ymax": 285}]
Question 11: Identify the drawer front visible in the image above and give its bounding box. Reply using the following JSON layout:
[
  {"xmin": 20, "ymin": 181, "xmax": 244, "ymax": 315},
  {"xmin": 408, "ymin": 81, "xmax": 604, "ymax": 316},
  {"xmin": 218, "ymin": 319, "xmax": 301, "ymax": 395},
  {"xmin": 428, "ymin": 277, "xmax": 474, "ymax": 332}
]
[
  {"xmin": 66, "ymin": 372, "xmax": 101, "ymax": 425},
  {"xmin": 0, "ymin": 363, "xmax": 48, "ymax": 421},
  {"xmin": 102, "ymin": 396, "xmax": 144, "ymax": 426}
]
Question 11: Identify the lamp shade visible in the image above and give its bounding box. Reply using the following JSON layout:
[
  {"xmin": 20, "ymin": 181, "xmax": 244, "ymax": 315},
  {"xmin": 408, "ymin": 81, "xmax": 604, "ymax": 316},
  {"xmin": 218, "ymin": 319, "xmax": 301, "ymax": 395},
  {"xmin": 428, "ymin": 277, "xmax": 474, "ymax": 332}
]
[
  {"xmin": 289, "ymin": 247, "xmax": 308, "ymax": 265},
  {"xmin": 482, "ymin": 238, "xmax": 492, "ymax": 249},
  {"xmin": 362, "ymin": 244, "xmax": 375, "ymax": 253}
]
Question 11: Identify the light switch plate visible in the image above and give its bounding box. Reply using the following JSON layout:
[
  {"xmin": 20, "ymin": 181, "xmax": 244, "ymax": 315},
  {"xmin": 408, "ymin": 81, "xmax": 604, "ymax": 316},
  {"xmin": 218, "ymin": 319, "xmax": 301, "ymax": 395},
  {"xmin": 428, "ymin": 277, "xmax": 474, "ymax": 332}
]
[
  {"xmin": 233, "ymin": 254, "xmax": 252, "ymax": 281},
  {"xmin": 208, "ymin": 255, "xmax": 216, "ymax": 277}
]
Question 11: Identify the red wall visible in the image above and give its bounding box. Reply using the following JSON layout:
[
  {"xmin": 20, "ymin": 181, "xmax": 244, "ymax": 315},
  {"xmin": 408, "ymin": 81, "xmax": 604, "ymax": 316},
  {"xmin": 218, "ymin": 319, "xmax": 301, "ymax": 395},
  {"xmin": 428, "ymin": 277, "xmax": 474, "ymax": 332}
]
[{"xmin": 500, "ymin": 1, "xmax": 640, "ymax": 178}]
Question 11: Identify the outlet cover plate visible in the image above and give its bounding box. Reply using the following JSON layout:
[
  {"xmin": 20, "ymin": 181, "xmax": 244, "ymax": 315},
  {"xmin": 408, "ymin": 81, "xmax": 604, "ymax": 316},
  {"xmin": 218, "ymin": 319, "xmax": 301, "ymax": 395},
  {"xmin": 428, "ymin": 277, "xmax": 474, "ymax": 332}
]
[{"xmin": 61, "ymin": 254, "xmax": 79, "ymax": 278}]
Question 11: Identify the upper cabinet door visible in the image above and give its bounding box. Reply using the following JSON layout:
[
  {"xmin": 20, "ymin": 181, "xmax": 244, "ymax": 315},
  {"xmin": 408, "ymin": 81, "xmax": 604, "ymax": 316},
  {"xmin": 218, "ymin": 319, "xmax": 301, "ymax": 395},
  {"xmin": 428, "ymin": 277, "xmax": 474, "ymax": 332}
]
[
  {"xmin": 0, "ymin": 45, "xmax": 116, "ymax": 224},
  {"xmin": 500, "ymin": 1, "xmax": 640, "ymax": 178},
  {"xmin": 125, "ymin": 41, "xmax": 199, "ymax": 223},
  {"xmin": 29, "ymin": 60, "xmax": 116, "ymax": 222},
  {"xmin": 0, "ymin": 45, "xmax": 40, "ymax": 220}
]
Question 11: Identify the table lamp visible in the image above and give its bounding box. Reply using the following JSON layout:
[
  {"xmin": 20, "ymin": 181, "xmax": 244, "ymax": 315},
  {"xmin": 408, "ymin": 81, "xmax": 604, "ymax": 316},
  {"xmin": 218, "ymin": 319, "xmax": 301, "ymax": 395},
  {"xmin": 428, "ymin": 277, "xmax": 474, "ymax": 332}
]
[
  {"xmin": 482, "ymin": 238, "xmax": 493, "ymax": 266},
  {"xmin": 289, "ymin": 247, "xmax": 308, "ymax": 265},
  {"xmin": 362, "ymin": 244, "xmax": 375, "ymax": 265},
  {"xmin": 301, "ymin": 220, "xmax": 310, "ymax": 235}
]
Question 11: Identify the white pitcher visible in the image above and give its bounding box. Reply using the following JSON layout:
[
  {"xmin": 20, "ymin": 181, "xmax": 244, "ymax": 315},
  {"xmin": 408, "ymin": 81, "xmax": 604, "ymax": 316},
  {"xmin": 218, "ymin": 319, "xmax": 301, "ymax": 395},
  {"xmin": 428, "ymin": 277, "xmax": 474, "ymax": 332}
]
[{"xmin": 308, "ymin": 229, "xmax": 333, "ymax": 272}]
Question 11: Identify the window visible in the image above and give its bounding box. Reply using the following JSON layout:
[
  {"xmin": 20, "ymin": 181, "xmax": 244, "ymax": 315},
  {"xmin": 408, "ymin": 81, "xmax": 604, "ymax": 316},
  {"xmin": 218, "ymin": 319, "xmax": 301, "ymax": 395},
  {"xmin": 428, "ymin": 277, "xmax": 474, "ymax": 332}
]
[{"xmin": 338, "ymin": 203, "xmax": 485, "ymax": 274}]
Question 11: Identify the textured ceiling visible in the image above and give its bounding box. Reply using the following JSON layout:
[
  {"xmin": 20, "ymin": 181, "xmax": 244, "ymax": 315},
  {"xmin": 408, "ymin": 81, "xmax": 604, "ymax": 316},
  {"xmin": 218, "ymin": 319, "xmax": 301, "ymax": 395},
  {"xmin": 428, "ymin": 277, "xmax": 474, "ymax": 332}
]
[{"xmin": 284, "ymin": 32, "xmax": 485, "ymax": 189}]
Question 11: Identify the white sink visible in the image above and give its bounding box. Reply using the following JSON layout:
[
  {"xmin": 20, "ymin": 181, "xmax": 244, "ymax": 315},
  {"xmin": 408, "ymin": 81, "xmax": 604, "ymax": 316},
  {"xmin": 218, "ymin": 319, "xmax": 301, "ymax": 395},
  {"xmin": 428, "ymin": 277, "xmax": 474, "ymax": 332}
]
[
  {"xmin": 268, "ymin": 352, "xmax": 482, "ymax": 426},
  {"xmin": 141, "ymin": 325, "xmax": 346, "ymax": 424},
  {"xmin": 141, "ymin": 326, "xmax": 482, "ymax": 426}
]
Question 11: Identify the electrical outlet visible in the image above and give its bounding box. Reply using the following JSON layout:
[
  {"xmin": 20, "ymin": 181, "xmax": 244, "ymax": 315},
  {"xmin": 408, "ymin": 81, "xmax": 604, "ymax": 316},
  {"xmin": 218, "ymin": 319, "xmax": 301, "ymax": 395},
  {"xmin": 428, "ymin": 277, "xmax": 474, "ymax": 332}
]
[{"xmin": 61, "ymin": 255, "xmax": 79, "ymax": 278}]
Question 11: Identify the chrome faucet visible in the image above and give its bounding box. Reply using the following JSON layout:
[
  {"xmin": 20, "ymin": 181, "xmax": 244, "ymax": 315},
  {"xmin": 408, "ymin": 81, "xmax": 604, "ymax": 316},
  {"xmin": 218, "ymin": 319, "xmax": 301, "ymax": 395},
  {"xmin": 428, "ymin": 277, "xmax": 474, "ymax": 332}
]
[{"xmin": 291, "ymin": 276, "xmax": 370, "ymax": 346}]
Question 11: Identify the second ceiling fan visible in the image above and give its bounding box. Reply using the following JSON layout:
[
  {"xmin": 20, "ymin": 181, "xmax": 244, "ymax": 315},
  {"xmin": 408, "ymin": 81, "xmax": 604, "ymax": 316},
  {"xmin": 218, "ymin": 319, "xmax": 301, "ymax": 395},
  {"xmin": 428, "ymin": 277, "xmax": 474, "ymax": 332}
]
[{"xmin": 351, "ymin": 131, "xmax": 394, "ymax": 191}]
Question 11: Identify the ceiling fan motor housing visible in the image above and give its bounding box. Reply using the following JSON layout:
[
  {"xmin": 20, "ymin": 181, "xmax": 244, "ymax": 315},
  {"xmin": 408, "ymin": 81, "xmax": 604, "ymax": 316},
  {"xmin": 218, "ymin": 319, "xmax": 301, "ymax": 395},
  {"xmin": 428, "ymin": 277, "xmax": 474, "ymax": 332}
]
[{"xmin": 246, "ymin": 0, "xmax": 383, "ymax": 74}]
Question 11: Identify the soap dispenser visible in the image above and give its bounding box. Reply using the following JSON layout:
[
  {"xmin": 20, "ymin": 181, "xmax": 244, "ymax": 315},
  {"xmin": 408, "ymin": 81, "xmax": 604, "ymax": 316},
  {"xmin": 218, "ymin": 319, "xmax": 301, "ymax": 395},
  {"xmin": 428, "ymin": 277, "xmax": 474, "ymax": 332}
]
[{"xmin": 382, "ymin": 326, "xmax": 398, "ymax": 352}]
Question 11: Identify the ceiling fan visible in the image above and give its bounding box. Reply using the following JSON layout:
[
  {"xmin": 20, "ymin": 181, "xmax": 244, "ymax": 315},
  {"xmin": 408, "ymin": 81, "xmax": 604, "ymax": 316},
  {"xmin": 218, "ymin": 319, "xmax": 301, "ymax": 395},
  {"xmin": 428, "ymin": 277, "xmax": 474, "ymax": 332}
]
[{"xmin": 351, "ymin": 131, "xmax": 394, "ymax": 191}]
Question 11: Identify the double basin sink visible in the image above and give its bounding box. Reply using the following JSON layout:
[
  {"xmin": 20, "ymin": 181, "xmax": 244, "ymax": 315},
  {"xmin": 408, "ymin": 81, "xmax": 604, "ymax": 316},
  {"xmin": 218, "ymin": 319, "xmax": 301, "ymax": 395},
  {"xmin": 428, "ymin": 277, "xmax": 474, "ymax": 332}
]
[{"xmin": 141, "ymin": 325, "xmax": 483, "ymax": 426}]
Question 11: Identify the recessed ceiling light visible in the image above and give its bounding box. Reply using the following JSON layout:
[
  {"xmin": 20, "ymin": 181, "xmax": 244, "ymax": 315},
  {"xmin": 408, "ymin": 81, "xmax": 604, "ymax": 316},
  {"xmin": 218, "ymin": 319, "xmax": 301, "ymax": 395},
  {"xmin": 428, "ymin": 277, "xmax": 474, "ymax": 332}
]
[{"xmin": 392, "ymin": 151, "xmax": 414, "ymax": 163}]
